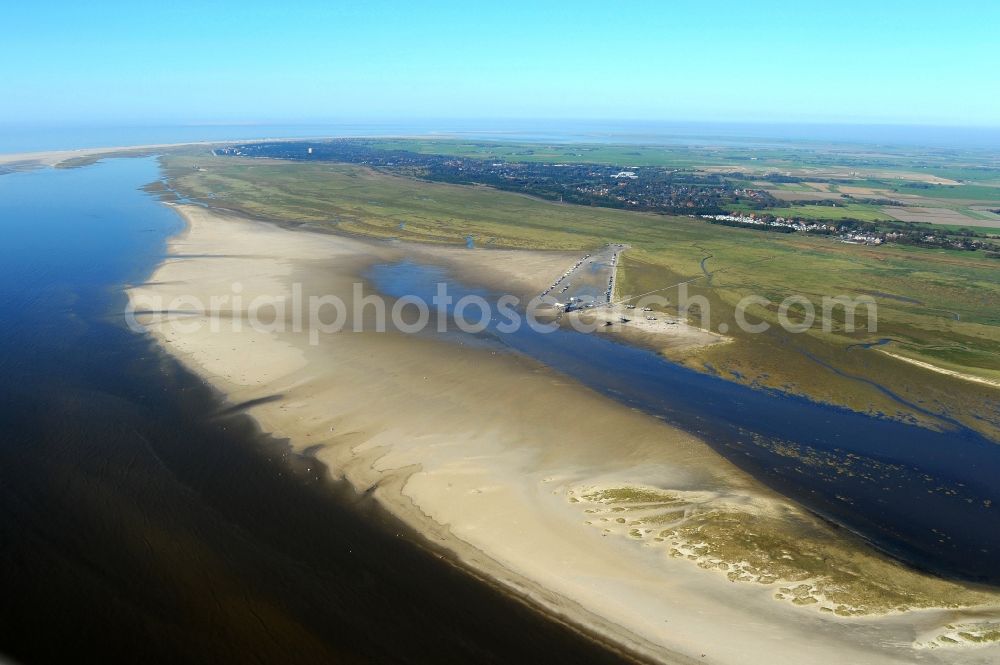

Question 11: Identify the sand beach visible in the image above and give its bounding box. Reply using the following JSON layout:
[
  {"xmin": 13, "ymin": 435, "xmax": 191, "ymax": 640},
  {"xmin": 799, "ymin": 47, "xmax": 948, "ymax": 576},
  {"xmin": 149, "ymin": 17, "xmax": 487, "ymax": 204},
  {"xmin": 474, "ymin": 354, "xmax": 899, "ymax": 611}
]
[{"xmin": 126, "ymin": 204, "xmax": 1000, "ymax": 665}]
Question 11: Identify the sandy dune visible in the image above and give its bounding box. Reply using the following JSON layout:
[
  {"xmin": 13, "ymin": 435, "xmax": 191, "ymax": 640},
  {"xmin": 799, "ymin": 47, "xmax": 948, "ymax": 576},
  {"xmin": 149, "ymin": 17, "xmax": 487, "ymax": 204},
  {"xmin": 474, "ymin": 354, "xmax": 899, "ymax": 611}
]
[
  {"xmin": 879, "ymin": 350, "xmax": 1000, "ymax": 388},
  {"xmin": 0, "ymin": 143, "xmax": 186, "ymax": 169}
]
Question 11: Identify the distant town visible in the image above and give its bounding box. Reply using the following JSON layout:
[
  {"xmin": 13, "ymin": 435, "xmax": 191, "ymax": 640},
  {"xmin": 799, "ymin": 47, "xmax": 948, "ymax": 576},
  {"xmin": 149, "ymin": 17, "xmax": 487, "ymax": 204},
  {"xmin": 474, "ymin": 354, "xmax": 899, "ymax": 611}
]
[
  {"xmin": 215, "ymin": 140, "xmax": 1000, "ymax": 255},
  {"xmin": 698, "ymin": 212, "xmax": 999, "ymax": 251},
  {"xmin": 216, "ymin": 140, "xmax": 772, "ymax": 214}
]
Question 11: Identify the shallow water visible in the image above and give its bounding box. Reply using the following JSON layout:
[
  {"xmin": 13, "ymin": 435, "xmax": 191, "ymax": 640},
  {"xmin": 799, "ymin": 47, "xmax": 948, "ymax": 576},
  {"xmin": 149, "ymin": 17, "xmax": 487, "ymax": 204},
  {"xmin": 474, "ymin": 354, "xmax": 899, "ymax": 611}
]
[
  {"xmin": 0, "ymin": 159, "xmax": 630, "ymax": 665},
  {"xmin": 369, "ymin": 260, "xmax": 1000, "ymax": 584},
  {"xmin": 845, "ymin": 337, "xmax": 896, "ymax": 351}
]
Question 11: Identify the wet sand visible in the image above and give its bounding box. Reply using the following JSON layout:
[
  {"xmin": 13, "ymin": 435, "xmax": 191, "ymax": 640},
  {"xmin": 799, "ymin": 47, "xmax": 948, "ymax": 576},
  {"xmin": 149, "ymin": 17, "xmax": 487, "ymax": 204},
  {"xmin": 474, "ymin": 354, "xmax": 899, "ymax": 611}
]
[
  {"xmin": 0, "ymin": 144, "xmax": 183, "ymax": 169},
  {"xmin": 562, "ymin": 303, "xmax": 727, "ymax": 355},
  {"xmin": 128, "ymin": 204, "xmax": 1000, "ymax": 664},
  {"xmin": 878, "ymin": 350, "xmax": 1000, "ymax": 389}
]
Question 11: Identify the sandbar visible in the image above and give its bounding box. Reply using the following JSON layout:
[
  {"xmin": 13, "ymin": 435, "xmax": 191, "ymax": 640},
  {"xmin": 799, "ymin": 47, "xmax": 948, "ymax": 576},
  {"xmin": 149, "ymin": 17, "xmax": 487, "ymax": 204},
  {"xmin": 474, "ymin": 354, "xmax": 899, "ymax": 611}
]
[{"xmin": 127, "ymin": 204, "xmax": 1000, "ymax": 664}]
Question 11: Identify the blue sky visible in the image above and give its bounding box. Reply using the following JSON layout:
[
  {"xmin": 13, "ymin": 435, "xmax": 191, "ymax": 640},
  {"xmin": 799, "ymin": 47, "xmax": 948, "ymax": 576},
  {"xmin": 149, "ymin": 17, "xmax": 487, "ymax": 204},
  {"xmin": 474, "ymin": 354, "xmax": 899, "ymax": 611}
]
[{"xmin": 4, "ymin": 0, "xmax": 998, "ymax": 127}]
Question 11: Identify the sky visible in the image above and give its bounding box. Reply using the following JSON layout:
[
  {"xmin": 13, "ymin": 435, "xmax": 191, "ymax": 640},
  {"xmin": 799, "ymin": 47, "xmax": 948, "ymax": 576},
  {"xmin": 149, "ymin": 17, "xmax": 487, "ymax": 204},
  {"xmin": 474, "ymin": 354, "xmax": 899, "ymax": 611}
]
[{"xmin": 3, "ymin": 0, "xmax": 999, "ymax": 128}]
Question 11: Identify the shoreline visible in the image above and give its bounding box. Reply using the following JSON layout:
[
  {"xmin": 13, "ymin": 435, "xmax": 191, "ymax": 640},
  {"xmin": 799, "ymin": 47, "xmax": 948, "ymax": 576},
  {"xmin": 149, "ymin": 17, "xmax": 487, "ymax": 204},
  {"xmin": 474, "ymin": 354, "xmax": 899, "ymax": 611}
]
[
  {"xmin": 127, "ymin": 202, "xmax": 1000, "ymax": 664},
  {"xmin": 878, "ymin": 350, "xmax": 1000, "ymax": 389},
  {"xmin": 0, "ymin": 156, "xmax": 661, "ymax": 665},
  {"xmin": 0, "ymin": 138, "xmax": 319, "ymax": 171},
  {"xmin": 0, "ymin": 143, "xmax": 201, "ymax": 169}
]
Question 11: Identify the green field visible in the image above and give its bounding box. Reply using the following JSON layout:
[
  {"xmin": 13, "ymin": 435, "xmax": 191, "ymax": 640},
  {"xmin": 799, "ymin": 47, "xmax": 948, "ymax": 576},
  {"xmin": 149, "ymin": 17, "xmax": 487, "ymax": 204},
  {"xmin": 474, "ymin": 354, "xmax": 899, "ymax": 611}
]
[
  {"xmin": 368, "ymin": 139, "xmax": 725, "ymax": 168},
  {"xmin": 892, "ymin": 183, "xmax": 1000, "ymax": 202},
  {"xmin": 363, "ymin": 138, "xmax": 1000, "ymax": 231},
  {"xmin": 161, "ymin": 152, "xmax": 1000, "ymax": 441},
  {"xmin": 747, "ymin": 203, "xmax": 892, "ymax": 222},
  {"xmin": 364, "ymin": 138, "xmax": 1000, "ymax": 184}
]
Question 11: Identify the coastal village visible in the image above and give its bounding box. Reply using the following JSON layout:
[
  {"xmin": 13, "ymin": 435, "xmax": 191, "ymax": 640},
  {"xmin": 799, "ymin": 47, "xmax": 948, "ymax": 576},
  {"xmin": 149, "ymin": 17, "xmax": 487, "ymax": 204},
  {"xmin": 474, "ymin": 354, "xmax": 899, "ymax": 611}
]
[
  {"xmin": 699, "ymin": 213, "xmax": 884, "ymax": 244},
  {"xmin": 696, "ymin": 211, "xmax": 1000, "ymax": 252}
]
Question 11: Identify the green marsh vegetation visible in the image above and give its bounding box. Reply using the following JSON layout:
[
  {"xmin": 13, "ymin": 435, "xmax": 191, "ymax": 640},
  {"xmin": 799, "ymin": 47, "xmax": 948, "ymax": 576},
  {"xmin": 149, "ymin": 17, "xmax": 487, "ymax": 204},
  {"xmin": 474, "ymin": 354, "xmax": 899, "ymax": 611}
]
[{"xmin": 574, "ymin": 485, "xmax": 998, "ymax": 617}]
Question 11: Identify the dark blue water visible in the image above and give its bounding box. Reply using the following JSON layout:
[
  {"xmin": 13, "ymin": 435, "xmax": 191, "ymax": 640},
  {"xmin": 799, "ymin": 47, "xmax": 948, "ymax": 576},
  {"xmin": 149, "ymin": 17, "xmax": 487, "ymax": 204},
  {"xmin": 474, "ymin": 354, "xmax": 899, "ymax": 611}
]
[
  {"xmin": 0, "ymin": 160, "xmax": 631, "ymax": 665},
  {"xmin": 370, "ymin": 261, "xmax": 1000, "ymax": 584}
]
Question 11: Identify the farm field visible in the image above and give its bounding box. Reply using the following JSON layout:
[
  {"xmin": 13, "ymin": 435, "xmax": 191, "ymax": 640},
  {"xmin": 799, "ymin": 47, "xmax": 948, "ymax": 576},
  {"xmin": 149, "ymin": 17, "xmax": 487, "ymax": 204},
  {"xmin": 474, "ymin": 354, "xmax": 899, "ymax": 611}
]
[
  {"xmin": 752, "ymin": 203, "xmax": 892, "ymax": 222},
  {"xmin": 881, "ymin": 205, "xmax": 1000, "ymax": 227},
  {"xmin": 317, "ymin": 138, "xmax": 1000, "ymax": 230},
  {"xmin": 366, "ymin": 138, "xmax": 1000, "ymax": 183}
]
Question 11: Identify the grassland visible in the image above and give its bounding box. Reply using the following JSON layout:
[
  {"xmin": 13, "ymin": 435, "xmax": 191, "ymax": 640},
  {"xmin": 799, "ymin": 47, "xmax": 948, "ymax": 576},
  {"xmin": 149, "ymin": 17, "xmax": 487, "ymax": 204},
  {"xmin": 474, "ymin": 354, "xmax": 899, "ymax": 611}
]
[
  {"xmin": 574, "ymin": 485, "xmax": 998, "ymax": 616},
  {"xmin": 367, "ymin": 139, "xmax": 734, "ymax": 168},
  {"xmin": 753, "ymin": 174, "xmax": 1000, "ymax": 229},
  {"xmin": 892, "ymin": 183, "xmax": 1000, "ymax": 202},
  {"xmin": 754, "ymin": 203, "xmax": 893, "ymax": 222},
  {"xmin": 161, "ymin": 152, "xmax": 1000, "ymax": 441}
]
